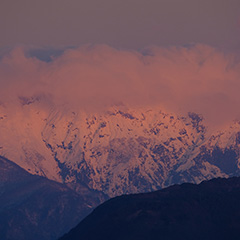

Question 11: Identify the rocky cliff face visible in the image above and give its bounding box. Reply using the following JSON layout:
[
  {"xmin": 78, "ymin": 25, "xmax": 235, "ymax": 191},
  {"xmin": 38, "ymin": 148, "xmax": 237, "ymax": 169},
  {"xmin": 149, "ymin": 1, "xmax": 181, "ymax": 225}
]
[{"xmin": 1, "ymin": 98, "xmax": 240, "ymax": 197}]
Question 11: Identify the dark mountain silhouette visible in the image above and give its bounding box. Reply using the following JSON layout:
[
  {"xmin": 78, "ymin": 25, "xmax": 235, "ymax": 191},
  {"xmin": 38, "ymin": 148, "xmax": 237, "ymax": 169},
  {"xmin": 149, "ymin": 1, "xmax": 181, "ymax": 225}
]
[
  {"xmin": 60, "ymin": 176, "xmax": 240, "ymax": 240},
  {"xmin": 0, "ymin": 156, "xmax": 107, "ymax": 240}
]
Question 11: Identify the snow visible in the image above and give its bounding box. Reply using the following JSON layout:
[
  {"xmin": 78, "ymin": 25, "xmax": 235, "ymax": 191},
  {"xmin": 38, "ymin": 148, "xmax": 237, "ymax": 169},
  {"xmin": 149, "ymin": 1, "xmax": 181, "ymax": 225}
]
[{"xmin": 1, "ymin": 99, "xmax": 240, "ymax": 197}]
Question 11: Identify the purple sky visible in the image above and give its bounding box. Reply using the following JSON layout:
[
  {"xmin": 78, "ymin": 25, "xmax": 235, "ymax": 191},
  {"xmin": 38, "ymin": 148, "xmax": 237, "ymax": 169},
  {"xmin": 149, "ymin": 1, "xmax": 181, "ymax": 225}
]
[{"xmin": 0, "ymin": 0, "xmax": 240, "ymax": 50}]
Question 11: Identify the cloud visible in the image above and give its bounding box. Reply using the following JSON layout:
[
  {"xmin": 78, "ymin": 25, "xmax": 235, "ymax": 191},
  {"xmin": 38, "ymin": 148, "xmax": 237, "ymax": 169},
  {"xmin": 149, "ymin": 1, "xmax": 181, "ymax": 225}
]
[{"xmin": 0, "ymin": 44, "xmax": 240, "ymax": 125}]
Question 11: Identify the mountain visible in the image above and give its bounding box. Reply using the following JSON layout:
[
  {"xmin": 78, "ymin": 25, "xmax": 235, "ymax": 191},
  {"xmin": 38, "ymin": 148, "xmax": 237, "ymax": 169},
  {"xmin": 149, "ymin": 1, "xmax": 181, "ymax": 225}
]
[
  {"xmin": 60, "ymin": 176, "xmax": 240, "ymax": 240},
  {"xmin": 0, "ymin": 156, "xmax": 107, "ymax": 240},
  {"xmin": 1, "ymin": 97, "xmax": 240, "ymax": 197}
]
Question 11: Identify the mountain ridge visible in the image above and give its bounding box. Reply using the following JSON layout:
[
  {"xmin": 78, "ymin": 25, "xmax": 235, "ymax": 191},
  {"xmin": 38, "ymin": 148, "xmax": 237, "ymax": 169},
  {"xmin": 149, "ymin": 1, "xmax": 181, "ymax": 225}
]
[
  {"xmin": 1, "ymin": 99, "xmax": 240, "ymax": 197},
  {"xmin": 59, "ymin": 176, "xmax": 240, "ymax": 240},
  {"xmin": 0, "ymin": 155, "xmax": 107, "ymax": 240}
]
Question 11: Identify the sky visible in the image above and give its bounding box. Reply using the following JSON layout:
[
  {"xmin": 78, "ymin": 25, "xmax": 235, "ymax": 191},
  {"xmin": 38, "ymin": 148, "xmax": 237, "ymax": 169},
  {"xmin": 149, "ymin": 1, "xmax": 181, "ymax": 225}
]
[
  {"xmin": 1, "ymin": 0, "xmax": 240, "ymax": 126},
  {"xmin": 0, "ymin": 0, "xmax": 240, "ymax": 51}
]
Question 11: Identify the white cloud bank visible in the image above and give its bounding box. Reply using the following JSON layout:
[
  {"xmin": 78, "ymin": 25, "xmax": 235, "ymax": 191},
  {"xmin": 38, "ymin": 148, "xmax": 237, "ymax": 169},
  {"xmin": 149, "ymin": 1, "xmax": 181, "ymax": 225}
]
[{"xmin": 0, "ymin": 44, "xmax": 240, "ymax": 125}]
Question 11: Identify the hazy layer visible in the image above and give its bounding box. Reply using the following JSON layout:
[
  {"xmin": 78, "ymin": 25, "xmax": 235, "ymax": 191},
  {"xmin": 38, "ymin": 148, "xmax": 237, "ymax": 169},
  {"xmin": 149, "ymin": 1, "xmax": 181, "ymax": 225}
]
[
  {"xmin": 1, "ymin": 0, "xmax": 239, "ymax": 50},
  {"xmin": 1, "ymin": 44, "xmax": 240, "ymax": 125}
]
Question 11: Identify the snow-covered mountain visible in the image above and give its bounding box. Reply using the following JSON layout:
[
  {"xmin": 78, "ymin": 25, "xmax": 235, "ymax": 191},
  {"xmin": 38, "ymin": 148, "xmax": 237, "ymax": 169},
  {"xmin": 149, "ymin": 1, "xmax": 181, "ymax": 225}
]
[{"xmin": 1, "ymin": 96, "xmax": 240, "ymax": 197}]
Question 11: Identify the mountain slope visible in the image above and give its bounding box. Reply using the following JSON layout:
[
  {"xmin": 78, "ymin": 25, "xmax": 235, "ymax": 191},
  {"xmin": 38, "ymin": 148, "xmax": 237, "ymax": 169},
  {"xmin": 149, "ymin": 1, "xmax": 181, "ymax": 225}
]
[
  {"xmin": 0, "ymin": 156, "xmax": 107, "ymax": 240},
  {"xmin": 60, "ymin": 177, "xmax": 240, "ymax": 240},
  {"xmin": 1, "ymin": 99, "xmax": 240, "ymax": 197}
]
